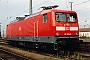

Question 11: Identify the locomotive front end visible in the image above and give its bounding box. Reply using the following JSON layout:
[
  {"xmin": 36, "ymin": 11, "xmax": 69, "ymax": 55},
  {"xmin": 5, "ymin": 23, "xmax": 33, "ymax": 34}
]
[
  {"xmin": 53, "ymin": 10, "xmax": 79, "ymax": 52},
  {"xmin": 55, "ymin": 12, "xmax": 79, "ymax": 37}
]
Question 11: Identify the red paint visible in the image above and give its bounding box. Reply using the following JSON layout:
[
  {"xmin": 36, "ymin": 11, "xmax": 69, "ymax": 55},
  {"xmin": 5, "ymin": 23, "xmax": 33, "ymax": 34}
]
[{"xmin": 6, "ymin": 9, "xmax": 79, "ymax": 37}]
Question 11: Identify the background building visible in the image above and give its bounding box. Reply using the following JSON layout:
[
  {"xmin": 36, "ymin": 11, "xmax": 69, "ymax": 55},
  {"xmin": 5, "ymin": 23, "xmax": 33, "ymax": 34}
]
[{"xmin": 79, "ymin": 28, "xmax": 90, "ymax": 37}]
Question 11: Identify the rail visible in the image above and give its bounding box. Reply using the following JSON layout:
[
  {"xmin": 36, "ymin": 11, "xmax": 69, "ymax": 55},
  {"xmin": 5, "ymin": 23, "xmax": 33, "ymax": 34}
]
[{"xmin": 0, "ymin": 48, "xmax": 32, "ymax": 60}]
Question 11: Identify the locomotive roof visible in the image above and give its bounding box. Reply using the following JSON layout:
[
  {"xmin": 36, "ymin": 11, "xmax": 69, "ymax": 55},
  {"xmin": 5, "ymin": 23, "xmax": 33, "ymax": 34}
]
[
  {"xmin": 25, "ymin": 9, "xmax": 76, "ymax": 19},
  {"xmin": 41, "ymin": 9, "xmax": 76, "ymax": 14},
  {"xmin": 9, "ymin": 9, "xmax": 76, "ymax": 24}
]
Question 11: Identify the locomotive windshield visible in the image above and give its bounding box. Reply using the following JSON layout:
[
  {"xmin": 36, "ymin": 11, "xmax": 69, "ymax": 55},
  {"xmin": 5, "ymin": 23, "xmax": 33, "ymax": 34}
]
[
  {"xmin": 55, "ymin": 12, "xmax": 77, "ymax": 22},
  {"xmin": 67, "ymin": 14, "xmax": 76, "ymax": 22},
  {"xmin": 55, "ymin": 13, "xmax": 66, "ymax": 22}
]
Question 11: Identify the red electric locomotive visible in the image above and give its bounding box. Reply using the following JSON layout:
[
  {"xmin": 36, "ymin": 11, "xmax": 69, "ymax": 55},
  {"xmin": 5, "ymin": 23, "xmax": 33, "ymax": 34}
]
[{"xmin": 6, "ymin": 5, "xmax": 79, "ymax": 53}]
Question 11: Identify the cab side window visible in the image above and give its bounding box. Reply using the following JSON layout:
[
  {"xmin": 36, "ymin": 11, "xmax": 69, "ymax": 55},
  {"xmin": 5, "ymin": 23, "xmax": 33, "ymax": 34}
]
[{"xmin": 43, "ymin": 14, "xmax": 48, "ymax": 23}]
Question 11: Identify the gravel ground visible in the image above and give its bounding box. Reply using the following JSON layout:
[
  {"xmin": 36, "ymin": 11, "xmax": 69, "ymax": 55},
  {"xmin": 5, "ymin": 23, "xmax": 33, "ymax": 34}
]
[
  {"xmin": 0, "ymin": 51, "xmax": 19, "ymax": 60},
  {"xmin": 0, "ymin": 45, "xmax": 66, "ymax": 60}
]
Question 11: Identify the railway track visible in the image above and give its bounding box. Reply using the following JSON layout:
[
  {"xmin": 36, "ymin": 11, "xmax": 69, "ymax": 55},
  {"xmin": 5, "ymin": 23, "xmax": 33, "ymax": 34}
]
[
  {"xmin": 0, "ymin": 39, "xmax": 90, "ymax": 60},
  {"xmin": 0, "ymin": 39, "xmax": 72, "ymax": 60},
  {"xmin": 0, "ymin": 48, "xmax": 33, "ymax": 60},
  {"xmin": 0, "ymin": 44, "xmax": 88, "ymax": 60},
  {"xmin": 79, "ymin": 42, "xmax": 90, "ymax": 52},
  {"xmin": 66, "ymin": 41, "xmax": 90, "ymax": 60},
  {"xmin": 0, "ymin": 44, "xmax": 61, "ymax": 60}
]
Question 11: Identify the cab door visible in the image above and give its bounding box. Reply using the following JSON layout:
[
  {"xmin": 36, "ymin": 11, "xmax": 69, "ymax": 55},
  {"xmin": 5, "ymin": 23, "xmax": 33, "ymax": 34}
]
[{"xmin": 34, "ymin": 21, "xmax": 39, "ymax": 39}]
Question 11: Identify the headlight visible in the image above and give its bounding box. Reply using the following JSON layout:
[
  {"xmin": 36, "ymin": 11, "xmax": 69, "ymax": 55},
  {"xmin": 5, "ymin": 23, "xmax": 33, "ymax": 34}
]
[
  {"xmin": 76, "ymin": 32, "xmax": 78, "ymax": 35},
  {"xmin": 56, "ymin": 32, "xmax": 59, "ymax": 36}
]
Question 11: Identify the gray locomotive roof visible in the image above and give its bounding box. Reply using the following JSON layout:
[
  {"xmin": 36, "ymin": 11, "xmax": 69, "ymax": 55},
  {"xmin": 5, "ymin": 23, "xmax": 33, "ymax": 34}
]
[{"xmin": 25, "ymin": 11, "xmax": 42, "ymax": 19}]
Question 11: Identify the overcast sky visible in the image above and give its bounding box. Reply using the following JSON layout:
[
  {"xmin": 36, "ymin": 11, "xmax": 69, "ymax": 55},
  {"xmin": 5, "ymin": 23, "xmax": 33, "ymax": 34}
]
[{"xmin": 0, "ymin": 0, "xmax": 90, "ymax": 35}]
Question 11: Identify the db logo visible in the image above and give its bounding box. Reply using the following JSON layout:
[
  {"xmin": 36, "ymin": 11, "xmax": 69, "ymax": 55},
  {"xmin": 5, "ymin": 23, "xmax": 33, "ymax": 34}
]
[
  {"xmin": 65, "ymin": 27, "xmax": 70, "ymax": 30},
  {"xmin": 66, "ymin": 23, "xmax": 69, "ymax": 26}
]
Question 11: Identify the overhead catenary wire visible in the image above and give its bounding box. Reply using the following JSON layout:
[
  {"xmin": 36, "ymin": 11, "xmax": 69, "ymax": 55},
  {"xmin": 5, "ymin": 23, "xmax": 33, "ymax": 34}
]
[
  {"xmin": 0, "ymin": 0, "xmax": 69, "ymax": 23},
  {"xmin": 0, "ymin": 0, "xmax": 54, "ymax": 23},
  {"xmin": 1, "ymin": 0, "xmax": 54, "ymax": 16},
  {"xmin": 73, "ymin": 0, "xmax": 90, "ymax": 13},
  {"xmin": 62, "ymin": 0, "xmax": 90, "ymax": 9},
  {"xmin": 73, "ymin": 0, "xmax": 90, "ymax": 6},
  {"xmin": 1, "ymin": 0, "xmax": 90, "ymax": 24},
  {"xmin": 66, "ymin": 0, "xmax": 69, "ymax": 8},
  {"xmin": 0, "ymin": 0, "xmax": 23, "ymax": 15},
  {"xmin": 77, "ymin": 7, "xmax": 90, "ymax": 14}
]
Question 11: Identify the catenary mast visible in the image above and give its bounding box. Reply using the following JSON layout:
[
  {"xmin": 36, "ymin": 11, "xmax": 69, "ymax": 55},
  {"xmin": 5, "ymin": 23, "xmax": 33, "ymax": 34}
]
[{"xmin": 29, "ymin": 0, "xmax": 32, "ymax": 15}]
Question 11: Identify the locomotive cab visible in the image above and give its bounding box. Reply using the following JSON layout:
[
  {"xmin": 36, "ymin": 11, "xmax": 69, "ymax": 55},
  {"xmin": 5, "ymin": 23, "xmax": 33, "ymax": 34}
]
[
  {"xmin": 52, "ymin": 10, "xmax": 79, "ymax": 51},
  {"xmin": 55, "ymin": 11, "xmax": 79, "ymax": 37}
]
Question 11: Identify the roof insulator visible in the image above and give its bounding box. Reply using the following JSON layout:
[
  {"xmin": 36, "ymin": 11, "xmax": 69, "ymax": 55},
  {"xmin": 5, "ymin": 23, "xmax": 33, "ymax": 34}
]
[{"xmin": 41, "ymin": 5, "xmax": 58, "ymax": 10}]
